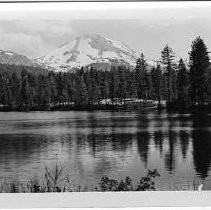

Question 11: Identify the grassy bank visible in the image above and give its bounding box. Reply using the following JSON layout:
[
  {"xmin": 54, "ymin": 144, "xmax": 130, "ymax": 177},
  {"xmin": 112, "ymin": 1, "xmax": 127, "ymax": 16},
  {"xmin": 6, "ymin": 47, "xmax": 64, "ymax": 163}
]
[
  {"xmin": 0, "ymin": 165, "xmax": 162, "ymax": 193},
  {"xmin": 0, "ymin": 165, "xmax": 203, "ymax": 192}
]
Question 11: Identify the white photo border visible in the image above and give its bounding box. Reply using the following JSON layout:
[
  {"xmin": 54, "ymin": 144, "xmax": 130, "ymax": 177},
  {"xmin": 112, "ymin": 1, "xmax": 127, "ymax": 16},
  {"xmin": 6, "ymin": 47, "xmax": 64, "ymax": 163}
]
[{"xmin": 0, "ymin": 1, "xmax": 211, "ymax": 208}]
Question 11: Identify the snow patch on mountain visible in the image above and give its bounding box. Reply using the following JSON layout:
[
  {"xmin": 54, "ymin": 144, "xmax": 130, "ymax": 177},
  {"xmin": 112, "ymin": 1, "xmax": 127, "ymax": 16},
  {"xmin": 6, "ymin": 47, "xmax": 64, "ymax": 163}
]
[{"xmin": 5, "ymin": 52, "xmax": 14, "ymax": 56}]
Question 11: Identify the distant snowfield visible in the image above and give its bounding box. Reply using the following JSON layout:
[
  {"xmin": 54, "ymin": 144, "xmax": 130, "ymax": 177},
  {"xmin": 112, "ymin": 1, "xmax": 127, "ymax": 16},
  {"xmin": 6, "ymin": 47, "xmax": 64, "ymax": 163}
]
[{"xmin": 35, "ymin": 34, "xmax": 139, "ymax": 72}]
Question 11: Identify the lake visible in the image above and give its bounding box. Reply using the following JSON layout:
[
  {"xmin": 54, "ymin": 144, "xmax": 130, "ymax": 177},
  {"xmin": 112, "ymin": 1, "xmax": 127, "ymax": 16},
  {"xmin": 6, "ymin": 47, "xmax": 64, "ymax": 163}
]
[{"xmin": 0, "ymin": 110, "xmax": 211, "ymax": 190}]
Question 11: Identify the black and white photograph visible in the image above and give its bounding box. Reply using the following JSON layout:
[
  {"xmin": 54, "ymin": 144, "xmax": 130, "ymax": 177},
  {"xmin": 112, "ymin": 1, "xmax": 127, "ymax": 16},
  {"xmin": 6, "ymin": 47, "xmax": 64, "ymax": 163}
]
[{"xmin": 0, "ymin": 1, "xmax": 211, "ymax": 198}]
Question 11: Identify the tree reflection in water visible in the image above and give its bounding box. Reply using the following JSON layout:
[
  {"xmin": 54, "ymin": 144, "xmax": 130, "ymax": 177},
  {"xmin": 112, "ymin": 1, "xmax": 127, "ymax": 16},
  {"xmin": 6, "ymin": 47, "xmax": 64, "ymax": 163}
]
[{"xmin": 192, "ymin": 110, "xmax": 211, "ymax": 179}]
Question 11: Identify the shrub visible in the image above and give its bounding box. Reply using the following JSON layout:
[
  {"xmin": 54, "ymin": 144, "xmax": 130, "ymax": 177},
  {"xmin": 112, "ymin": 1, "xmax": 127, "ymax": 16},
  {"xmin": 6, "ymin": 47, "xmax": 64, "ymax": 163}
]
[{"xmin": 99, "ymin": 169, "xmax": 160, "ymax": 192}]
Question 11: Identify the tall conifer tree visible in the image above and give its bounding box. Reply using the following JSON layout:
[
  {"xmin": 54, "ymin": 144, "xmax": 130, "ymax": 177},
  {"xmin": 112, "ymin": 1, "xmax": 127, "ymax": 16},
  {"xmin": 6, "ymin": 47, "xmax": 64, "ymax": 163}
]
[
  {"xmin": 161, "ymin": 45, "xmax": 176, "ymax": 102},
  {"xmin": 189, "ymin": 37, "xmax": 210, "ymax": 105}
]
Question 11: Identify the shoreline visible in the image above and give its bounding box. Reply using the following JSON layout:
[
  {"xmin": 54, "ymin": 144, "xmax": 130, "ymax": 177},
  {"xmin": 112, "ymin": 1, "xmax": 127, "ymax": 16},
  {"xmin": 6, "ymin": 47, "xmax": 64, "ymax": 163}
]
[
  {"xmin": 0, "ymin": 103, "xmax": 211, "ymax": 113},
  {"xmin": 0, "ymin": 103, "xmax": 164, "ymax": 112}
]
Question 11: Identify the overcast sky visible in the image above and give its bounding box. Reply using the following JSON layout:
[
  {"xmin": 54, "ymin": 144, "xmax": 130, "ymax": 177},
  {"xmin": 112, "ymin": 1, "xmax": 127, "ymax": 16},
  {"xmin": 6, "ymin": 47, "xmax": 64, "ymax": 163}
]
[{"xmin": 0, "ymin": 2, "xmax": 211, "ymax": 60}]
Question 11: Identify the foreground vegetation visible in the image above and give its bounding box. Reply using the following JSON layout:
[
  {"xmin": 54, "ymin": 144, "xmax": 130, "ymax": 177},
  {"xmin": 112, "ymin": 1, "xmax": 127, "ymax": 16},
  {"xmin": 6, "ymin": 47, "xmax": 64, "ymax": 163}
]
[
  {"xmin": 0, "ymin": 166, "xmax": 162, "ymax": 193},
  {"xmin": 0, "ymin": 165, "xmax": 203, "ymax": 192},
  {"xmin": 0, "ymin": 36, "xmax": 211, "ymax": 111}
]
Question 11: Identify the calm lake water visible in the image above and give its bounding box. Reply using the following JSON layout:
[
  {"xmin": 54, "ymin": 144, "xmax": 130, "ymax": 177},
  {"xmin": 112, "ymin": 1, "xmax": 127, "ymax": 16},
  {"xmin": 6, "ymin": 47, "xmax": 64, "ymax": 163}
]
[{"xmin": 0, "ymin": 110, "xmax": 211, "ymax": 190}]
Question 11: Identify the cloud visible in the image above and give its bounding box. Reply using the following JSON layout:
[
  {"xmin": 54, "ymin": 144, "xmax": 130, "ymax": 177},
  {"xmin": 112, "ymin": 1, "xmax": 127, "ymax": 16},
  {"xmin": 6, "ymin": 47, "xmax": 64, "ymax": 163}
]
[
  {"xmin": 0, "ymin": 20, "xmax": 75, "ymax": 58},
  {"xmin": 0, "ymin": 32, "xmax": 54, "ymax": 58}
]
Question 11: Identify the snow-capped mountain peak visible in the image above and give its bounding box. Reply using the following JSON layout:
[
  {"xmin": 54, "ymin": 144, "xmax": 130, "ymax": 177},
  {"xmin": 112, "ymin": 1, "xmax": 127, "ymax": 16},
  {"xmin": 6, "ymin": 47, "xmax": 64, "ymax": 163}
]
[{"xmin": 35, "ymin": 33, "xmax": 139, "ymax": 72}]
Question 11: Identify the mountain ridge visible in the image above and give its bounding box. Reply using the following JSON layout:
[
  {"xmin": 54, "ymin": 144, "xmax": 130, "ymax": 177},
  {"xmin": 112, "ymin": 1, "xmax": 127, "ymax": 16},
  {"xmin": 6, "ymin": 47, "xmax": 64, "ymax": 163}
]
[{"xmin": 0, "ymin": 49, "xmax": 33, "ymax": 67}]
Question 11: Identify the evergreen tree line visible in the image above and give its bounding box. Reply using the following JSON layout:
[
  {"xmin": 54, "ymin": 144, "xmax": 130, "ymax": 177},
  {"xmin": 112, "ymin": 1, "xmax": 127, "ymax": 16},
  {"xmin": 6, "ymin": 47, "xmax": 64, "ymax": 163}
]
[{"xmin": 0, "ymin": 36, "xmax": 210, "ymax": 110}]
